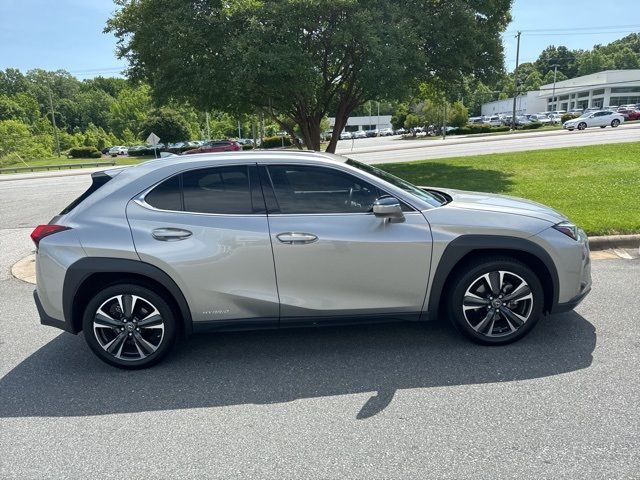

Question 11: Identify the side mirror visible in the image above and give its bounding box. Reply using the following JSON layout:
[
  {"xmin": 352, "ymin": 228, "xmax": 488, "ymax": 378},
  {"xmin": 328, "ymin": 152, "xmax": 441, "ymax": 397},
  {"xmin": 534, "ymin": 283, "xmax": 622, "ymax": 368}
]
[{"xmin": 373, "ymin": 196, "xmax": 404, "ymax": 222}]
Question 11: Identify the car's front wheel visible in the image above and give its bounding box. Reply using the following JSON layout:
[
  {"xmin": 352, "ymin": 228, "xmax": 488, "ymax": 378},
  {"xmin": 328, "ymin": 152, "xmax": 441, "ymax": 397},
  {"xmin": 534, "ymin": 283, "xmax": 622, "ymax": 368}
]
[
  {"xmin": 577, "ymin": 122, "xmax": 587, "ymax": 130},
  {"xmin": 82, "ymin": 284, "xmax": 177, "ymax": 369},
  {"xmin": 611, "ymin": 119, "xmax": 620, "ymax": 127},
  {"xmin": 447, "ymin": 257, "xmax": 544, "ymax": 345}
]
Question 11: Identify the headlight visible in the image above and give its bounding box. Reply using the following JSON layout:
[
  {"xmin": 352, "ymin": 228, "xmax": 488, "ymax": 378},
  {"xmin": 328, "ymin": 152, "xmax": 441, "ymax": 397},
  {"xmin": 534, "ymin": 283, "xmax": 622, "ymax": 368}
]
[{"xmin": 553, "ymin": 221, "xmax": 579, "ymax": 241}]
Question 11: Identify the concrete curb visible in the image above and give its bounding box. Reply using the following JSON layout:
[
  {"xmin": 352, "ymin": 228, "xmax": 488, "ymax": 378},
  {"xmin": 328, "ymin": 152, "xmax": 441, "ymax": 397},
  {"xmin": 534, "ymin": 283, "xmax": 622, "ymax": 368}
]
[
  {"xmin": 588, "ymin": 234, "xmax": 640, "ymax": 251},
  {"xmin": 10, "ymin": 235, "xmax": 638, "ymax": 284}
]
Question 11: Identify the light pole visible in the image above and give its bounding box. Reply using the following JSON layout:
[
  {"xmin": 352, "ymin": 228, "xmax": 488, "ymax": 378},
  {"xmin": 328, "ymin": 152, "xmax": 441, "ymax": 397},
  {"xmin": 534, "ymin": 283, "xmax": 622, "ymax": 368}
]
[
  {"xmin": 511, "ymin": 31, "xmax": 521, "ymax": 130},
  {"xmin": 551, "ymin": 63, "xmax": 560, "ymax": 112}
]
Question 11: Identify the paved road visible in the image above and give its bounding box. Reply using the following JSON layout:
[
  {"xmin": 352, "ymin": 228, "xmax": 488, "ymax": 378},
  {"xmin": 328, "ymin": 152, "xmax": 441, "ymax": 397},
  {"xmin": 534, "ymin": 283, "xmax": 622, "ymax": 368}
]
[
  {"xmin": 1, "ymin": 175, "xmax": 640, "ymax": 478},
  {"xmin": 337, "ymin": 123, "xmax": 640, "ymax": 163}
]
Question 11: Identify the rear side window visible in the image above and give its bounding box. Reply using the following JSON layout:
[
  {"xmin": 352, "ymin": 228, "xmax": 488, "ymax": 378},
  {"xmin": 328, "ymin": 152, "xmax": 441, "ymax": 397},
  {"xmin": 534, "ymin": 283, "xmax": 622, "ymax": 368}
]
[
  {"xmin": 183, "ymin": 166, "xmax": 251, "ymax": 214},
  {"xmin": 144, "ymin": 165, "xmax": 255, "ymax": 215}
]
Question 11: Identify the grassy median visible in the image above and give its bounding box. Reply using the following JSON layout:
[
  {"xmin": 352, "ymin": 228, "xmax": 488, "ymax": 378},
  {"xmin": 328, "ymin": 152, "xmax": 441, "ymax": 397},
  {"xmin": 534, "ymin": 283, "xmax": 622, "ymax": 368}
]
[{"xmin": 378, "ymin": 142, "xmax": 640, "ymax": 236}]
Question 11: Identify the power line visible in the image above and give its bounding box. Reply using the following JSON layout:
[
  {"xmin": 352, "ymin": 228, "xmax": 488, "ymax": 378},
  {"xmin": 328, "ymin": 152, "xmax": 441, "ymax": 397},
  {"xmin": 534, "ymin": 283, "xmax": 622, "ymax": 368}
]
[{"xmin": 503, "ymin": 24, "xmax": 640, "ymax": 34}]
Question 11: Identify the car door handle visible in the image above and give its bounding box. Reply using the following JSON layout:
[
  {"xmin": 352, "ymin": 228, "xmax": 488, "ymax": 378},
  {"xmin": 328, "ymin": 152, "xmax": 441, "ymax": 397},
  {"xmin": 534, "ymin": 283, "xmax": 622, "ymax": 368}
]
[
  {"xmin": 276, "ymin": 232, "xmax": 318, "ymax": 244},
  {"xmin": 152, "ymin": 228, "xmax": 192, "ymax": 241}
]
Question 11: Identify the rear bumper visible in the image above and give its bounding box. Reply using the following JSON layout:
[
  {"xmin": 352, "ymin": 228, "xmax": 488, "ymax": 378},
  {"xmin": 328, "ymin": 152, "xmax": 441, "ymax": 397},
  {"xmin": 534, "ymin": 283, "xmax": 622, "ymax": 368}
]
[{"xmin": 33, "ymin": 290, "xmax": 76, "ymax": 334}]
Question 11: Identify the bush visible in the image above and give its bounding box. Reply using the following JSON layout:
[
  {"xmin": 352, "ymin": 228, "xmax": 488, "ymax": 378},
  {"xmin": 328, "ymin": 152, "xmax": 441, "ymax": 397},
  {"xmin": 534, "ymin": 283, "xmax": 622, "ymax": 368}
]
[
  {"xmin": 521, "ymin": 122, "xmax": 544, "ymax": 130},
  {"xmin": 68, "ymin": 146, "xmax": 102, "ymax": 158},
  {"xmin": 242, "ymin": 144, "xmax": 254, "ymax": 150},
  {"xmin": 561, "ymin": 113, "xmax": 574, "ymax": 124},
  {"xmin": 449, "ymin": 124, "xmax": 510, "ymax": 135},
  {"xmin": 261, "ymin": 136, "xmax": 292, "ymax": 149}
]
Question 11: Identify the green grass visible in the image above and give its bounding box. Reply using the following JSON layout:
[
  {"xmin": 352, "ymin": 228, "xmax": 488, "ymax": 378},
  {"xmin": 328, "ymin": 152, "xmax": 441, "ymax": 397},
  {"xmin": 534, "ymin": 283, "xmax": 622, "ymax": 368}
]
[{"xmin": 378, "ymin": 142, "xmax": 640, "ymax": 236}]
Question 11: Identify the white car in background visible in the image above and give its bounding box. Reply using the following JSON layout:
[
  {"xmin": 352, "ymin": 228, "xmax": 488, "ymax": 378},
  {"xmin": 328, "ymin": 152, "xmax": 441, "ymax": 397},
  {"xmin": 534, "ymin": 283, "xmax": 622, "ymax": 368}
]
[
  {"xmin": 352, "ymin": 130, "xmax": 367, "ymax": 139},
  {"xmin": 339, "ymin": 131, "xmax": 353, "ymax": 140},
  {"xmin": 108, "ymin": 146, "xmax": 128, "ymax": 157},
  {"xmin": 563, "ymin": 110, "xmax": 624, "ymax": 131}
]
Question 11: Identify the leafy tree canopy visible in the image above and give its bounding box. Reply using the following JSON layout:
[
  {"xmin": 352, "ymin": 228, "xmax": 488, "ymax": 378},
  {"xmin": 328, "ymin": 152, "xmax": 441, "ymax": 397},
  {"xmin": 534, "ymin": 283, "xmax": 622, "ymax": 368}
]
[{"xmin": 106, "ymin": 0, "xmax": 511, "ymax": 151}]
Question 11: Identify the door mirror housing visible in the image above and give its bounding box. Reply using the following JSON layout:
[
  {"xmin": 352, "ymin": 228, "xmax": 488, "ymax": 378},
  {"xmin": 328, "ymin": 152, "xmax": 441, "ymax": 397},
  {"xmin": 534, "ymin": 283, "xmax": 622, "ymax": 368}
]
[{"xmin": 373, "ymin": 196, "xmax": 404, "ymax": 222}]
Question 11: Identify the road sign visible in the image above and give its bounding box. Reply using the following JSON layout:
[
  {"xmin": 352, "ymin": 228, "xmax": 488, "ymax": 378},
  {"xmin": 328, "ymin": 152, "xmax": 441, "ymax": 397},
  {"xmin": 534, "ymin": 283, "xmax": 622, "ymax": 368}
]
[{"xmin": 146, "ymin": 132, "xmax": 160, "ymax": 146}]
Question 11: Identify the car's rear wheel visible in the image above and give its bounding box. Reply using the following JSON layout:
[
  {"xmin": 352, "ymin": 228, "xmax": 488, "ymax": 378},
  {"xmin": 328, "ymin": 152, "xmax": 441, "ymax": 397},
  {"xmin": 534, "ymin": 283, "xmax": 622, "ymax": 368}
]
[
  {"xmin": 611, "ymin": 119, "xmax": 620, "ymax": 127},
  {"xmin": 447, "ymin": 257, "xmax": 544, "ymax": 345},
  {"xmin": 82, "ymin": 284, "xmax": 177, "ymax": 369},
  {"xmin": 577, "ymin": 122, "xmax": 587, "ymax": 130}
]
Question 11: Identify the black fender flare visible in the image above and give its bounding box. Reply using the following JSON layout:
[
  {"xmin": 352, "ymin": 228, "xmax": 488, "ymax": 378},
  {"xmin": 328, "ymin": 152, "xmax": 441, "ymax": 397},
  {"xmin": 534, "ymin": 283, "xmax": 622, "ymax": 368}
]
[
  {"xmin": 426, "ymin": 235, "xmax": 559, "ymax": 318},
  {"xmin": 63, "ymin": 257, "xmax": 193, "ymax": 335}
]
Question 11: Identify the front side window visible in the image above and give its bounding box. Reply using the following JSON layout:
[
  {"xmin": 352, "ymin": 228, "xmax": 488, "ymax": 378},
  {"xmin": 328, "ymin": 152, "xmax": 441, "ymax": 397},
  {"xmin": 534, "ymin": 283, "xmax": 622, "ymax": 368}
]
[{"xmin": 267, "ymin": 165, "xmax": 379, "ymax": 214}]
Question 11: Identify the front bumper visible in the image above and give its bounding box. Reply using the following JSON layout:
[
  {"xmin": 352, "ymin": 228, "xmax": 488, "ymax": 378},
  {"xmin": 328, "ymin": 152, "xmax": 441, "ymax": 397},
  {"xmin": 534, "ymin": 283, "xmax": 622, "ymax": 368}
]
[
  {"xmin": 33, "ymin": 290, "xmax": 76, "ymax": 333},
  {"xmin": 553, "ymin": 284, "xmax": 591, "ymax": 313}
]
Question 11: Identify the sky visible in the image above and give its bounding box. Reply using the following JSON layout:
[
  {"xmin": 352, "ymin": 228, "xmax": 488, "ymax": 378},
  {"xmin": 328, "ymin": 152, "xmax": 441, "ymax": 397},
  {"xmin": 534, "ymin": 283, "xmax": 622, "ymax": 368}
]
[{"xmin": 0, "ymin": 0, "xmax": 639, "ymax": 78}]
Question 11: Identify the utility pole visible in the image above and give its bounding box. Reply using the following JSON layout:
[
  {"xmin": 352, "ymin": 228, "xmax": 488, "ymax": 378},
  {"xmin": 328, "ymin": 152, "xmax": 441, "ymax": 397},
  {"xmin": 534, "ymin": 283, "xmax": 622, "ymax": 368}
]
[
  {"xmin": 511, "ymin": 31, "xmax": 521, "ymax": 130},
  {"xmin": 205, "ymin": 112, "xmax": 211, "ymax": 140},
  {"xmin": 377, "ymin": 101, "xmax": 380, "ymax": 133},
  {"xmin": 48, "ymin": 89, "xmax": 61, "ymax": 157},
  {"xmin": 551, "ymin": 63, "xmax": 559, "ymax": 112},
  {"xmin": 442, "ymin": 102, "xmax": 447, "ymax": 140},
  {"xmin": 237, "ymin": 120, "xmax": 242, "ymax": 139},
  {"xmin": 368, "ymin": 102, "xmax": 372, "ymax": 132}
]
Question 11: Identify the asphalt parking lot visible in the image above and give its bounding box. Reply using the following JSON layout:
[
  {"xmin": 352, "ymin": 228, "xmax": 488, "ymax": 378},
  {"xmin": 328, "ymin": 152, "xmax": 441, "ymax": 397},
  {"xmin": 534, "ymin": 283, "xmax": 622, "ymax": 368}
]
[{"xmin": 1, "ymin": 175, "xmax": 639, "ymax": 479}]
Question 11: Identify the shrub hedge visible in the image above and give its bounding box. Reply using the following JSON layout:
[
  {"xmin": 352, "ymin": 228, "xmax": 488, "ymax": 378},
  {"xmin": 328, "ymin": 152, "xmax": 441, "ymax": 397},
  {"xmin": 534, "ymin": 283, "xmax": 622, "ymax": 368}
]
[
  {"xmin": 68, "ymin": 146, "xmax": 102, "ymax": 158},
  {"xmin": 261, "ymin": 136, "xmax": 292, "ymax": 149}
]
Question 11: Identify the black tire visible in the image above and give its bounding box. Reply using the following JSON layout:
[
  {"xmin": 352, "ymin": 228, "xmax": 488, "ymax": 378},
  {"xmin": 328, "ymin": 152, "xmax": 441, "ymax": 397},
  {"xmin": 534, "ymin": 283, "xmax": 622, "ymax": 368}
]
[
  {"xmin": 82, "ymin": 283, "xmax": 177, "ymax": 369},
  {"xmin": 577, "ymin": 122, "xmax": 587, "ymax": 130},
  {"xmin": 611, "ymin": 119, "xmax": 620, "ymax": 127},
  {"xmin": 600, "ymin": 125, "xmax": 606, "ymax": 128},
  {"xmin": 447, "ymin": 256, "xmax": 544, "ymax": 346}
]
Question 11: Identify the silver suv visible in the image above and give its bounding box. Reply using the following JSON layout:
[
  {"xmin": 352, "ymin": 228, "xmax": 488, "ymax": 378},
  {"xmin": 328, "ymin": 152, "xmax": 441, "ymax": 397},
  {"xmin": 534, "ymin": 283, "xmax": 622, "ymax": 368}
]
[{"xmin": 32, "ymin": 151, "xmax": 591, "ymax": 368}]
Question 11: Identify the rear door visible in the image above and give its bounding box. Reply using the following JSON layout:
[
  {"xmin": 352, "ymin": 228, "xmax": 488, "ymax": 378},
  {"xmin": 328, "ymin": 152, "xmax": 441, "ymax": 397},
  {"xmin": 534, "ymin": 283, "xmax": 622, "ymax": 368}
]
[
  {"xmin": 261, "ymin": 163, "xmax": 432, "ymax": 324},
  {"xmin": 126, "ymin": 163, "xmax": 279, "ymax": 328}
]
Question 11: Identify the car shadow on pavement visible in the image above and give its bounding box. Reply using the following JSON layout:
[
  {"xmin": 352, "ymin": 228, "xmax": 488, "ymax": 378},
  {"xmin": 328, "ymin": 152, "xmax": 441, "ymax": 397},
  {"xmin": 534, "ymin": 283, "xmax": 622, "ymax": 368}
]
[{"xmin": 0, "ymin": 312, "xmax": 595, "ymax": 419}]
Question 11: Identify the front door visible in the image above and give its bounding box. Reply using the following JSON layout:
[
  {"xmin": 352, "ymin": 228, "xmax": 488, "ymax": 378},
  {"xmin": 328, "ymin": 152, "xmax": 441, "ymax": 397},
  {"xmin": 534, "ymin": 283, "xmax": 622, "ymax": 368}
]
[{"xmin": 261, "ymin": 164, "xmax": 432, "ymax": 324}]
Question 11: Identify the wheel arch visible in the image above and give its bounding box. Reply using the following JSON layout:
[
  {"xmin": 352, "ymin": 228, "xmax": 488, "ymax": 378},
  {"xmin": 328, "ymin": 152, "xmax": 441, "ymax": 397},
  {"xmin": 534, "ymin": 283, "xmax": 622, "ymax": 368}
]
[
  {"xmin": 63, "ymin": 258, "xmax": 193, "ymax": 336},
  {"xmin": 426, "ymin": 235, "xmax": 559, "ymax": 320}
]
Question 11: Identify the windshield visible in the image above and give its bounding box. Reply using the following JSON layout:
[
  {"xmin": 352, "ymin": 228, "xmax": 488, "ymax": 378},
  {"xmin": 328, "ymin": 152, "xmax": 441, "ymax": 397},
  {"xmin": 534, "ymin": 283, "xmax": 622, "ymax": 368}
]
[{"xmin": 345, "ymin": 159, "xmax": 443, "ymax": 207}]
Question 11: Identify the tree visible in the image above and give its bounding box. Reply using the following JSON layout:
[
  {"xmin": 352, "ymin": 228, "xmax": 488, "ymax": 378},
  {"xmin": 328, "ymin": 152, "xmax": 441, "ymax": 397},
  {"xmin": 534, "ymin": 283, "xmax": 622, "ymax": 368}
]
[
  {"xmin": 449, "ymin": 101, "xmax": 469, "ymax": 128},
  {"xmin": 107, "ymin": 0, "xmax": 511, "ymax": 153},
  {"xmin": 534, "ymin": 46, "xmax": 577, "ymax": 78},
  {"xmin": 140, "ymin": 107, "xmax": 191, "ymax": 144},
  {"xmin": 109, "ymin": 84, "xmax": 151, "ymax": 138}
]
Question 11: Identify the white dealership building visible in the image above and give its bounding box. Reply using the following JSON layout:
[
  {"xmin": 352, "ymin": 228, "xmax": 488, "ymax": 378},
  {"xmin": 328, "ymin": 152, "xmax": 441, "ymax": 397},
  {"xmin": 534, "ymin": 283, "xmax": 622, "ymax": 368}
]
[
  {"xmin": 328, "ymin": 115, "xmax": 393, "ymax": 132},
  {"xmin": 481, "ymin": 69, "xmax": 640, "ymax": 116}
]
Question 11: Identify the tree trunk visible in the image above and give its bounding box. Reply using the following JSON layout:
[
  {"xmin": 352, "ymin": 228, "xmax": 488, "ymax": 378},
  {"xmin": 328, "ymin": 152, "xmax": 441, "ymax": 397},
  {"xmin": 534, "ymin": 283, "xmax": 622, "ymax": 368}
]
[{"xmin": 296, "ymin": 114, "xmax": 322, "ymax": 151}]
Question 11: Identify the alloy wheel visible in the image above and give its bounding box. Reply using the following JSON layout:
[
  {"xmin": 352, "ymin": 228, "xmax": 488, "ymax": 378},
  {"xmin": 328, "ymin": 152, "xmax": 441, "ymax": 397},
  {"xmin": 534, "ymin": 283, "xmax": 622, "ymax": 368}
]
[
  {"xmin": 462, "ymin": 270, "xmax": 533, "ymax": 338},
  {"xmin": 93, "ymin": 294, "xmax": 165, "ymax": 361},
  {"xmin": 577, "ymin": 122, "xmax": 587, "ymax": 130}
]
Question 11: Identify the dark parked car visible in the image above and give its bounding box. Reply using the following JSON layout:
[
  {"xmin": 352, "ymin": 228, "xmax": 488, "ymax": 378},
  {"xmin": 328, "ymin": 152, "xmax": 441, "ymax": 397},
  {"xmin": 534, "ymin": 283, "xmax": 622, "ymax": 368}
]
[
  {"xmin": 617, "ymin": 109, "xmax": 640, "ymax": 121},
  {"xmin": 183, "ymin": 140, "xmax": 242, "ymax": 155}
]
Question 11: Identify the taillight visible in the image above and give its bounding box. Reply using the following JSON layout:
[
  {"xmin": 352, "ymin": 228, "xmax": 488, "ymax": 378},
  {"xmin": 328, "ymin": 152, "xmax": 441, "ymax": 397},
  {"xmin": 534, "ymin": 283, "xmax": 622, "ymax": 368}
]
[{"xmin": 30, "ymin": 225, "xmax": 71, "ymax": 248}]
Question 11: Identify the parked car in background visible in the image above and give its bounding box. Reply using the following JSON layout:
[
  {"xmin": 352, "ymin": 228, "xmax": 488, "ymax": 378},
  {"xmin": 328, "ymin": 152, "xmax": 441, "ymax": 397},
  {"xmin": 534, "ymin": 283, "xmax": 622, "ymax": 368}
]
[
  {"xmin": 183, "ymin": 140, "xmax": 241, "ymax": 154},
  {"xmin": 379, "ymin": 127, "xmax": 394, "ymax": 136},
  {"xmin": 563, "ymin": 110, "xmax": 624, "ymax": 131},
  {"xmin": 486, "ymin": 116, "xmax": 502, "ymax": 127},
  {"xmin": 547, "ymin": 114, "xmax": 562, "ymax": 124},
  {"xmin": 365, "ymin": 129, "xmax": 378, "ymax": 138},
  {"xmin": 526, "ymin": 114, "xmax": 552, "ymax": 125},
  {"xmin": 33, "ymin": 151, "xmax": 591, "ymax": 368},
  {"xmin": 394, "ymin": 128, "xmax": 407, "ymax": 135},
  {"xmin": 617, "ymin": 108, "xmax": 640, "ymax": 121},
  {"xmin": 108, "ymin": 146, "xmax": 128, "ymax": 157},
  {"xmin": 339, "ymin": 131, "xmax": 353, "ymax": 140},
  {"xmin": 352, "ymin": 130, "xmax": 367, "ymax": 139}
]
